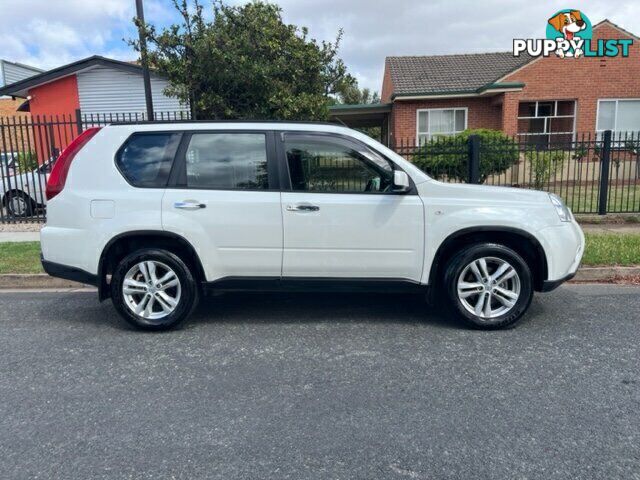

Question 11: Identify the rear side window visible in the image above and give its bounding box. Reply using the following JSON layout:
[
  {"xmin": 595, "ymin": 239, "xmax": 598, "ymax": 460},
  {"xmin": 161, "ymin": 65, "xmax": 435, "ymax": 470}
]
[
  {"xmin": 184, "ymin": 133, "xmax": 268, "ymax": 190},
  {"xmin": 116, "ymin": 133, "xmax": 181, "ymax": 187}
]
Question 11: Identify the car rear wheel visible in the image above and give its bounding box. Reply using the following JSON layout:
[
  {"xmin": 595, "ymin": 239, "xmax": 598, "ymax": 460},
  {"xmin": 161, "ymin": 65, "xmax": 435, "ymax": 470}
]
[
  {"xmin": 110, "ymin": 249, "xmax": 199, "ymax": 331},
  {"xmin": 443, "ymin": 243, "xmax": 534, "ymax": 329},
  {"xmin": 5, "ymin": 191, "xmax": 34, "ymax": 217}
]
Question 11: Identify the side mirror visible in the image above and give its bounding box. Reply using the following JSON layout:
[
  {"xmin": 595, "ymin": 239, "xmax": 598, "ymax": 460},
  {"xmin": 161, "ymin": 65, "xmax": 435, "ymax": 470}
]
[{"xmin": 393, "ymin": 170, "xmax": 410, "ymax": 193}]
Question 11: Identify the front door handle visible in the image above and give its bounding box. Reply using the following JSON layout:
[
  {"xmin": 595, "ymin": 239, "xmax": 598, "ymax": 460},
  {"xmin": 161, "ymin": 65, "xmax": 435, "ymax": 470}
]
[
  {"xmin": 174, "ymin": 201, "xmax": 206, "ymax": 210},
  {"xmin": 286, "ymin": 203, "xmax": 320, "ymax": 212}
]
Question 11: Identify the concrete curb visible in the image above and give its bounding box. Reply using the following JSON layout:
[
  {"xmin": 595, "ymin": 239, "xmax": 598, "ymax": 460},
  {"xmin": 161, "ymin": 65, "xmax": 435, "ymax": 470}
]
[
  {"xmin": 571, "ymin": 266, "xmax": 640, "ymax": 282},
  {"xmin": 0, "ymin": 274, "xmax": 89, "ymax": 289},
  {"xmin": 0, "ymin": 267, "xmax": 639, "ymax": 290}
]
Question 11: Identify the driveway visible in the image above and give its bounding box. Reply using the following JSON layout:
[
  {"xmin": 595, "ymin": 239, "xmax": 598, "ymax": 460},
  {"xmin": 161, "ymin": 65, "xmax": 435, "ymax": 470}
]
[{"xmin": 1, "ymin": 285, "xmax": 639, "ymax": 479}]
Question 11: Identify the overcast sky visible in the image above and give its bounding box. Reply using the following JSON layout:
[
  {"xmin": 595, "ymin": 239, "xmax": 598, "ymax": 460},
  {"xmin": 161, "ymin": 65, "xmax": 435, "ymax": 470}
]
[{"xmin": 1, "ymin": 0, "xmax": 639, "ymax": 91}]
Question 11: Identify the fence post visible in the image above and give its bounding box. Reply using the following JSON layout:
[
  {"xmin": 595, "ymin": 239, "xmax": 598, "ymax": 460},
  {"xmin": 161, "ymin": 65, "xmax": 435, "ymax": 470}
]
[
  {"xmin": 468, "ymin": 134, "xmax": 480, "ymax": 184},
  {"xmin": 74, "ymin": 109, "xmax": 83, "ymax": 135},
  {"xmin": 598, "ymin": 130, "xmax": 612, "ymax": 215},
  {"xmin": 46, "ymin": 122, "xmax": 57, "ymax": 160}
]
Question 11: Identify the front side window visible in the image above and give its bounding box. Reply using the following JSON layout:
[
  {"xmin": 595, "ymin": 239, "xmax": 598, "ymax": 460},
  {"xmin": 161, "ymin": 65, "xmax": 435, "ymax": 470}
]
[
  {"xmin": 597, "ymin": 99, "xmax": 640, "ymax": 137},
  {"xmin": 285, "ymin": 136, "xmax": 393, "ymax": 193},
  {"xmin": 417, "ymin": 108, "xmax": 466, "ymax": 144},
  {"xmin": 116, "ymin": 133, "xmax": 181, "ymax": 187},
  {"xmin": 185, "ymin": 133, "xmax": 268, "ymax": 190}
]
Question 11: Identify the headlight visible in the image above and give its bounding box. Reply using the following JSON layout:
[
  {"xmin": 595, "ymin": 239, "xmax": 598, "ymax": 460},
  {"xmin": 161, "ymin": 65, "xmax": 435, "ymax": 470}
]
[{"xmin": 549, "ymin": 193, "xmax": 572, "ymax": 222}]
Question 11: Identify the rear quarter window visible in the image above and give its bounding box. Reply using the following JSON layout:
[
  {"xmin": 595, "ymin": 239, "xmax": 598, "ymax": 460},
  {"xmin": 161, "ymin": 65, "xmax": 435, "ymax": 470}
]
[{"xmin": 116, "ymin": 133, "xmax": 182, "ymax": 187}]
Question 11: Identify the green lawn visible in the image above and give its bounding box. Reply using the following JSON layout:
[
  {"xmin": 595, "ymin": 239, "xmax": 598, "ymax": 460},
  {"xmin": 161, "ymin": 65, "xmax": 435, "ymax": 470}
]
[
  {"xmin": 0, "ymin": 234, "xmax": 639, "ymax": 275},
  {"xmin": 547, "ymin": 184, "xmax": 640, "ymax": 214},
  {"xmin": 0, "ymin": 241, "xmax": 43, "ymax": 274},
  {"xmin": 582, "ymin": 233, "xmax": 640, "ymax": 266}
]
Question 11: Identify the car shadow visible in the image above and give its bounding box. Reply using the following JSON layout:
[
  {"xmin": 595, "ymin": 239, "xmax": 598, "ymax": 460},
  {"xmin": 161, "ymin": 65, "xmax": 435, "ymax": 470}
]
[
  {"xmin": 188, "ymin": 291, "xmax": 459, "ymax": 330},
  {"xmin": 61, "ymin": 290, "xmax": 459, "ymax": 331},
  {"xmin": 33, "ymin": 289, "xmax": 558, "ymax": 333}
]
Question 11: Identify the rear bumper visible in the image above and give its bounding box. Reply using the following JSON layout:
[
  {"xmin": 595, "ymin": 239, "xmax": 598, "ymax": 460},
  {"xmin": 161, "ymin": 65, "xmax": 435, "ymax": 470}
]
[{"xmin": 41, "ymin": 255, "xmax": 98, "ymax": 287}]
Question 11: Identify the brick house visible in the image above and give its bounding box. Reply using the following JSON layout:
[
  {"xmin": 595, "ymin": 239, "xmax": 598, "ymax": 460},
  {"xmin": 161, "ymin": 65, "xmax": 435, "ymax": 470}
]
[
  {"xmin": 330, "ymin": 20, "xmax": 640, "ymax": 147},
  {"xmin": 0, "ymin": 56, "xmax": 188, "ymax": 162},
  {"xmin": 0, "ymin": 55, "xmax": 188, "ymax": 119}
]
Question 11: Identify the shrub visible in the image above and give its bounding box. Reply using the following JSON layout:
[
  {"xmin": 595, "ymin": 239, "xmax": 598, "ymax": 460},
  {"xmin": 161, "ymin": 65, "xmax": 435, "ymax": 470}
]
[
  {"xmin": 16, "ymin": 152, "xmax": 38, "ymax": 172},
  {"xmin": 572, "ymin": 146, "xmax": 588, "ymax": 161},
  {"xmin": 624, "ymin": 139, "xmax": 639, "ymax": 155},
  {"xmin": 624, "ymin": 140, "xmax": 640, "ymax": 180},
  {"xmin": 412, "ymin": 129, "xmax": 519, "ymax": 183},
  {"xmin": 525, "ymin": 149, "xmax": 565, "ymax": 189}
]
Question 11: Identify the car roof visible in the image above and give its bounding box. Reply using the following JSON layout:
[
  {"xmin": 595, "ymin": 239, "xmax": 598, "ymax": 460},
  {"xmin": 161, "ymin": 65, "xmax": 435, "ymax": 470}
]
[{"xmin": 102, "ymin": 120, "xmax": 353, "ymax": 134}]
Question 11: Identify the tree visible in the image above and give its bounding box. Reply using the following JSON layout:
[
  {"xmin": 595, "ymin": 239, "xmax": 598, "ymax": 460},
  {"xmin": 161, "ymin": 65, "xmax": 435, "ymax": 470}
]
[
  {"xmin": 131, "ymin": 0, "xmax": 356, "ymax": 121},
  {"xmin": 335, "ymin": 84, "xmax": 380, "ymax": 105},
  {"xmin": 330, "ymin": 83, "xmax": 382, "ymax": 140}
]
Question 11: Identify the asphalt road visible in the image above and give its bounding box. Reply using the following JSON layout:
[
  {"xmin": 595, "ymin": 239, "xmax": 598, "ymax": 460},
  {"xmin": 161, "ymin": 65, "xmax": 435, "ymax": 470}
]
[{"xmin": 1, "ymin": 285, "xmax": 639, "ymax": 480}]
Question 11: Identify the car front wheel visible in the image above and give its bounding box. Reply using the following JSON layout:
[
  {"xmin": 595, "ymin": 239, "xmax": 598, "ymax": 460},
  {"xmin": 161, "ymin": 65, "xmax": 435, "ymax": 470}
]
[
  {"xmin": 110, "ymin": 249, "xmax": 199, "ymax": 331},
  {"xmin": 444, "ymin": 243, "xmax": 534, "ymax": 329}
]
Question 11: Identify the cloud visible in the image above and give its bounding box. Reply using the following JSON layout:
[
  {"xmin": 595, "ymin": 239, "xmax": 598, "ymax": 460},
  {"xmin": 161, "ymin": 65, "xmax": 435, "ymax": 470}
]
[
  {"xmin": 1, "ymin": 0, "xmax": 639, "ymax": 91},
  {"xmin": 271, "ymin": 0, "xmax": 640, "ymax": 91},
  {"xmin": 0, "ymin": 0, "xmax": 172, "ymax": 69}
]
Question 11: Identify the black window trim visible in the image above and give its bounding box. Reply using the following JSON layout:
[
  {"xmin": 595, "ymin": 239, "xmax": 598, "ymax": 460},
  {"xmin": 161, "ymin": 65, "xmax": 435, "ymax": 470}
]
[
  {"xmin": 114, "ymin": 131, "xmax": 184, "ymax": 189},
  {"xmin": 167, "ymin": 129, "xmax": 281, "ymax": 191},
  {"xmin": 276, "ymin": 130, "xmax": 417, "ymax": 195},
  {"xmin": 114, "ymin": 128, "xmax": 416, "ymax": 194}
]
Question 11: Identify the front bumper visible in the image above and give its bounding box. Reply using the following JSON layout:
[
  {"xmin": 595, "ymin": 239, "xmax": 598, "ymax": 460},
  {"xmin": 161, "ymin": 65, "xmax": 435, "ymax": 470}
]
[
  {"xmin": 540, "ymin": 271, "xmax": 577, "ymax": 292},
  {"xmin": 537, "ymin": 220, "xmax": 585, "ymax": 284}
]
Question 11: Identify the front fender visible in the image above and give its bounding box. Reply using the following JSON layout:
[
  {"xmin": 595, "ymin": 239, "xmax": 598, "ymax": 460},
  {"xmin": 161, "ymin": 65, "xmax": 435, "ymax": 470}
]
[{"xmin": 418, "ymin": 182, "xmax": 559, "ymax": 284}]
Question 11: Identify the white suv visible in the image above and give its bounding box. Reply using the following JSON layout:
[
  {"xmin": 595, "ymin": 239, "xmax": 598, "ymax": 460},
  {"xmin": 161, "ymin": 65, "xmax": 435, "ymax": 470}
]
[{"xmin": 40, "ymin": 122, "xmax": 584, "ymax": 331}]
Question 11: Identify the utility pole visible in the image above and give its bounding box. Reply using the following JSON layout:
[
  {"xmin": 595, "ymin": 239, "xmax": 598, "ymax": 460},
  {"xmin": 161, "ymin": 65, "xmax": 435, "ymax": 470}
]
[{"xmin": 136, "ymin": 0, "xmax": 154, "ymax": 121}]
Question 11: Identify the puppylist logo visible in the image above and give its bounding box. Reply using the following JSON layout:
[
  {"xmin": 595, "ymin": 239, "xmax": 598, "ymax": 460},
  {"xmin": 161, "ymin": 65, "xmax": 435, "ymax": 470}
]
[{"xmin": 513, "ymin": 10, "xmax": 633, "ymax": 59}]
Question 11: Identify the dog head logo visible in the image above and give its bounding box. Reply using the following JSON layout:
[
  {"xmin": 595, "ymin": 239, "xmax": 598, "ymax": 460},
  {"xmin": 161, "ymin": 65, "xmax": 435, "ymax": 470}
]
[
  {"xmin": 514, "ymin": 10, "xmax": 631, "ymax": 59},
  {"xmin": 546, "ymin": 9, "xmax": 592, "ymax": 58},
  {"xmin": 548, "ymin": 10, "xmax": 586, "ymax": 40}
]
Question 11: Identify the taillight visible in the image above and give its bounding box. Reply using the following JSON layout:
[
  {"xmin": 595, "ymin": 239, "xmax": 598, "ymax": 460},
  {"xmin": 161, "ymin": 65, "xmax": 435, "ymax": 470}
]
[{"xmin": 46, "ymin": 127, "xmax": 102, "ymax": 200}]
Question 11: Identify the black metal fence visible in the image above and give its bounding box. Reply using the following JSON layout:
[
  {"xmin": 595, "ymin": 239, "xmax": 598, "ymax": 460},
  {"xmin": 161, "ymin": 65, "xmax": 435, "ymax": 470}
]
[
  {"xmin": 0, "ymin": 108, "xmax": 639, "ymax": 223},
  {"xmin": 0, "ymin": 110, "xmax": 189, "ymax": 223},
  {"xmin": 393, "ymin": 131, "xmax": 640, "ymax": 215}
]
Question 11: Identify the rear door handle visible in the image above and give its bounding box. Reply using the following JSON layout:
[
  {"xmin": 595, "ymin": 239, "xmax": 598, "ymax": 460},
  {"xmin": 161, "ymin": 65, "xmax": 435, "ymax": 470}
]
[
  {"xmin": 174, "ymin": 201, "xmax": 206, "ymax": 210},
  {"xmin": 286, "ymin": 203, "xmax": 320, "ymax": 212}
]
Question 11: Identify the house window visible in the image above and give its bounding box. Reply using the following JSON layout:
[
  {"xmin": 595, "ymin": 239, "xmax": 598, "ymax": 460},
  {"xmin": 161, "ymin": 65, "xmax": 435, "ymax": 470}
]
[
  {"xmin": 517, "ymin": 100, "xmax": 575, "ymax": 147},
  {"xmin": 416, "ymin": 108, "xmax": 467, "ymax": 144},
  {"xmin": 597, "ymin": 99, "xmax": 640, "ymax": 138}
]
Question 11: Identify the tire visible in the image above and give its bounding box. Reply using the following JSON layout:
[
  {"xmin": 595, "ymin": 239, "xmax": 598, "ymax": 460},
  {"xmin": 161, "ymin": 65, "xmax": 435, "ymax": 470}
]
[
  {"xmin": 110, "ymin": 248, "xmax": 199, "ymax": 331},
  {"xmin": 5, "ymin": 191, "xmax": 35, "ymax": 218},
  {"xmin": 443, "ymin": 243, "xmax": 534, "ymax": 330}
]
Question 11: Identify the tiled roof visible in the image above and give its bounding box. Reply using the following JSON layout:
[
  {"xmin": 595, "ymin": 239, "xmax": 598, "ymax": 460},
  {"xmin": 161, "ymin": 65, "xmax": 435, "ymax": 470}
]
[{"xmin": 386, "ymin": 52, "xmax": 533, "ymax": 97}]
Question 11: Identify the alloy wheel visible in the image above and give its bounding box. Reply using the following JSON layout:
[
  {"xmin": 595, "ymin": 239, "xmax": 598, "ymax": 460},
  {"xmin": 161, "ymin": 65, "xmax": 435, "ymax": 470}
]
[
  {"xmin": 122, "ymin": 260, "xmax": 182, "ymax": 320},
  {"xmin": 456, "ymin": 256, "xmax": 521, "ymax": 320},
  {"xmin": 9, "ymin": 195, "xmax": 27, "ymax": 216}
]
